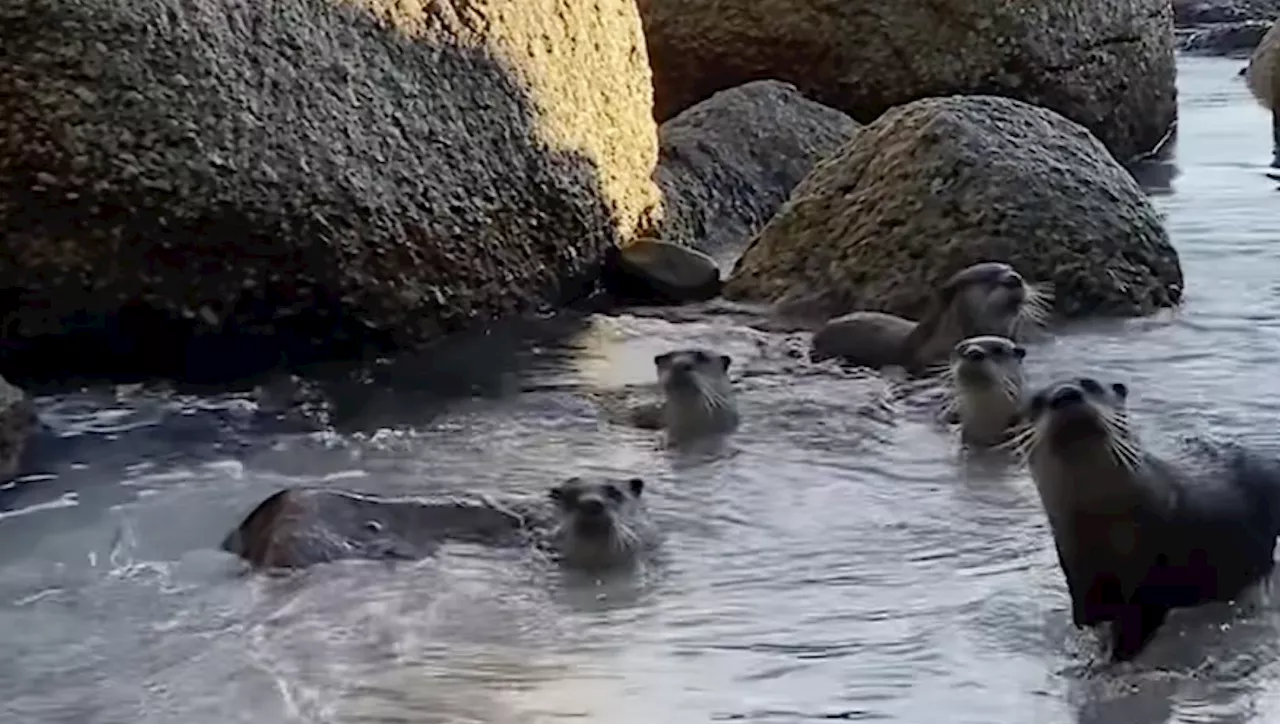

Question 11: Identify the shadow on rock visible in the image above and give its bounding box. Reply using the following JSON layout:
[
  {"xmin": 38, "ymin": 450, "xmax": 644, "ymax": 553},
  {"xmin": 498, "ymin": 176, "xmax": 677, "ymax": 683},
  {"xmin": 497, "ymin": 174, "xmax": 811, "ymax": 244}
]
[{"xmin": 0, "ymin": 0, "xmax": 663, "ymax": 387}]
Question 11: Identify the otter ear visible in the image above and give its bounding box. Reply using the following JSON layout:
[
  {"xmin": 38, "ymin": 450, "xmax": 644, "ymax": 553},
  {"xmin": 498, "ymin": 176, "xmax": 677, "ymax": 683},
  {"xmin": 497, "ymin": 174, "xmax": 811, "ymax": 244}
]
[
  {"xmin": 1111, "ymin": 383, "xmax": 1128, "ymax": 400},
  {"xmin": 626, "ymin": 477, "xmax": 644, "ymax": 497},
  {"xmin": 654, "ymin": 352, "xmax": 672, "ymax": 370},
  {"xmin": 718, "ymin": 354, "xmax": 731, "ymax": 373},
  {"xmin": 1013, "ymin": 346, "xmax": 1026, "ymax": 360}
]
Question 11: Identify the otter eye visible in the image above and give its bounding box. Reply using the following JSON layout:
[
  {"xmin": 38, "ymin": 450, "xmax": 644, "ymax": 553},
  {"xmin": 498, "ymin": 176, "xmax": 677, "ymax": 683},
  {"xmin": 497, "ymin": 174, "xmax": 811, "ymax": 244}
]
[
  {"xmin": 1079, "ymin": 378, "xmax": 1103, "ymax": 395},
  {"xmin": 604, "ymin": 484, "xmax": 624, "ymax": 502},
  {"xmin": 1112, "ymin": 383, "xmax": 1128, "ymax": 399}
]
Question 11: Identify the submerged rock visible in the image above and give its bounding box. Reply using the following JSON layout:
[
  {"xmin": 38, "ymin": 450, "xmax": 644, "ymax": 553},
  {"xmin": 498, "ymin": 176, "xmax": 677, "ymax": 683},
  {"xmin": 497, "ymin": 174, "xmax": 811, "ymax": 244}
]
[
  {"xmin": 600, "ymin": 238, "xmax": 722, "ymax": 304},
  {"xmin": 637, "ymin": 0, "xmax": 1176, "ymax": 161},
  {"xmin": 723, "ymin": 95, "xmax": 1182, "ymax": 322},
  {"xmin": 654, "ymin": 80, "xmax": 860, "ymax": 262},
  {"xmin": 0, "ymin": 0, "xmax": 663, "ymax": 382},
  {"xmin": 0, "ymin": 376, "xmax": 37, "ymax": 483}
]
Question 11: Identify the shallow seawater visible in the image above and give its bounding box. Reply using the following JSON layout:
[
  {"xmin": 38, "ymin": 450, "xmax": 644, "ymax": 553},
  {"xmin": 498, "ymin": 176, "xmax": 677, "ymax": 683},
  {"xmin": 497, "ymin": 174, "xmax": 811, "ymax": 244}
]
[{"xmin": 2, "ymin": 55, "xmax": 1280, "ymax": 724}]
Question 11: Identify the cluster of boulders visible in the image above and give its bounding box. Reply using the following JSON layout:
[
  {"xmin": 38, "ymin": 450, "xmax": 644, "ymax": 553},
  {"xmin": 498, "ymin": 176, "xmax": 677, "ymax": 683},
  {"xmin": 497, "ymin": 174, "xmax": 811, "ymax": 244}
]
[
  {"xmin": 0, "ymin": 0, "xmax": 1200, "ymax": 484},
  {"xmin": 1176, "ymin": 0, "xmax": 1280, "ymax": 55}
]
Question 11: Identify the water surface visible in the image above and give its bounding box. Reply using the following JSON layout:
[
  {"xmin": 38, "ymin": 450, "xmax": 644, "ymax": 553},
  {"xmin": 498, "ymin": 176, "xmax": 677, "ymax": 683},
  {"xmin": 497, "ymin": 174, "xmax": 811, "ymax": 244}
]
[{"xmin": 2, "ymin": 56, "xmax": 1279, "ymax": 724}]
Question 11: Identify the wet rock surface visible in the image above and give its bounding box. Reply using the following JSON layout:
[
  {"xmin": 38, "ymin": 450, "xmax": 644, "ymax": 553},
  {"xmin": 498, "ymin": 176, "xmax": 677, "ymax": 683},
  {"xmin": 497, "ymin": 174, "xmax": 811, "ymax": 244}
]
[
  {"xmin": 0, "ymin": 0, "xmax": 664, "ymax": 383},
  {"xmin": 654, "ymin": 80, "xmax": 860, "ymax": 263},
  {"xmin": 723, "ymin": 95, "xmax": 1183, "ymax": 322},
  {"xmin": 637, "ymin": 0, "xmax": 1176, "ymax": 161}
]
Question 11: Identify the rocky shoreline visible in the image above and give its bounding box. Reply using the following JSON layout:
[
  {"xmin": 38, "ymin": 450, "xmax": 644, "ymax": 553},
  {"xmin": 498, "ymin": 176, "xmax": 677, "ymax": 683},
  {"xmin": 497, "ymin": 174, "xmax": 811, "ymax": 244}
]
[{"xmin": 5, "ymin": 0, "xmax": 1277, "ymax": 485}]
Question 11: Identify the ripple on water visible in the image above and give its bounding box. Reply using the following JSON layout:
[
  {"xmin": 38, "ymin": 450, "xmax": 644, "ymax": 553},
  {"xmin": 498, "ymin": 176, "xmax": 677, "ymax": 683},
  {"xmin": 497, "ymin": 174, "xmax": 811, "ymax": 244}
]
[{"xmin": 5, "ymin": 55, "xmax": 1280, "ymax": 724}]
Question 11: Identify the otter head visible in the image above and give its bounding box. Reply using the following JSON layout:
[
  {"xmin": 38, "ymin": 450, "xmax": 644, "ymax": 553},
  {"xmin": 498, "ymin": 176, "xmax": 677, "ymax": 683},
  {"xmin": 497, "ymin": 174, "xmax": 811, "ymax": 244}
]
[
  {"xmin": 906, "ymin": 262, "xmax": 1051, "ymax": 372},
  {"xmin": 548, "ymin": 476, "xmax": 649, "ymax": 569},
  {"xmin": 1014, "ymin": 377, "xmax": 1143, "ymax": 482},
  {"xmin": 654, "ymin": 348, "xmax": 731, "ymax": 395},
  {"xmin": 949, "ymin": 335, "xmax": 1026, "ymax": 388}
]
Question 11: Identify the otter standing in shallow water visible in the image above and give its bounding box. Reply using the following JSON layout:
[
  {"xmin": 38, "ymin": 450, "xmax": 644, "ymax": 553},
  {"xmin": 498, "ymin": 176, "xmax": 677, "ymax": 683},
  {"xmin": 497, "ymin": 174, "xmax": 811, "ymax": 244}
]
[
  {"xmin": 810, "ymin": 261, "xmax": 1052, "ymax": 374},
  {"xmin": 221, "ymin": 476, "xmax": 659, "ymax": 571},
  {"xmin": 942, "ymin": 335, "xmax": 1027, "ymax": 448},
  {"xmin": 1010, "ymin": 378, "xmax": 1280, "ymax": 662},
  {"xmin": 629, "ymin": 348, "xmax": 740, "ymax": 445}
]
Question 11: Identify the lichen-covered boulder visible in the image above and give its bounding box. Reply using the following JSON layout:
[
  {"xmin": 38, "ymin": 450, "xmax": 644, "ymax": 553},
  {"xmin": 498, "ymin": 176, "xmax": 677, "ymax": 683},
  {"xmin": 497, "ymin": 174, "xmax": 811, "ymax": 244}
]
[
  {"xmin": 723, "ymin": 95, "xmax": 1183, "ymax": 322},
  {"xmin": 636, "ymin": 0, "xmax": 1176, "ymax": 162},
  {"xmin": 0, "ymin": 0, "xmax": 663, "ymax": 380},
  {"xmin": 654, "ymin": 80, "xmax": 860, "ymax": 264}
]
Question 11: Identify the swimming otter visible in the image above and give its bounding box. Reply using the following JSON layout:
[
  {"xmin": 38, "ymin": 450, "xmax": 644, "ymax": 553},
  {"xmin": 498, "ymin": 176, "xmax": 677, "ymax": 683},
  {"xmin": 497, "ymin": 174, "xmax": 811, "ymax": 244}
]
[
  {"xmin": 942, "ymin": 335, "xmax": 1027, "ymax": 448},
  {"xmin": 625, "ymin": 348, "xmax": 740, "ymax": 443},
  {"xmin": 221, "ymin": 476, "xmax": 659, "ymax": 571},
  {"xmin": 1011, "ymin": 377, "xmax": 1280, "ymax": 662},
  {"xmin": 809, "ymin": 261, "xmax": 1052, "ymax": 374}
]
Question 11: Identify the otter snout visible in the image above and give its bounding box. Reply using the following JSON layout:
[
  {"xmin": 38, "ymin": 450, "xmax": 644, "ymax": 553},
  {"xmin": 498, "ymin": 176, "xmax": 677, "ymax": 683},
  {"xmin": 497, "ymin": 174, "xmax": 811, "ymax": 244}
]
[
  {"xmin": 961, "ymin": 346, "xmax": 986, "ymax": 362},
  {"xmin": 577, "ymin": 496, "xmax": 607, "ymax": 517}
]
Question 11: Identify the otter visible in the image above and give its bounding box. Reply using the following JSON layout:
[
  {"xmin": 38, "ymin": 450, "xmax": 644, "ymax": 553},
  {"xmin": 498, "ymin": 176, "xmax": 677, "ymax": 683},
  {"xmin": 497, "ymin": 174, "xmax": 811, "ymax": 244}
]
[
  {"xmin": 626, "ymin": 348, "xmax": 740, "ymax": 444},
  {"xmin": 1245, "ymin": 19, "xmax": 1280, "ymax": 167},
  {"xmin": 942, "ymin": 335, "xmax": 1027, "ymax": 448},
  {"xmin": 220, "ymin": 476, "xmax": 659, "ymax": 571},
  {"xmin": 809, "ymin": 261, "xmax": 1052, "ymax": 375},
  {"xmin": 1011, "ymin": 377, "xmax": 1280, "ymax": 662}
]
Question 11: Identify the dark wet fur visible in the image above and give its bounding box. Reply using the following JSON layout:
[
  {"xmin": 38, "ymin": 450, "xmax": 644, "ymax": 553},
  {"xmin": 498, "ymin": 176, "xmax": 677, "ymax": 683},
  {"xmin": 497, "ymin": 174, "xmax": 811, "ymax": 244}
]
[{"xmin": 1096, "ymin": 441, "xmax": 1280, "ymax": 661}]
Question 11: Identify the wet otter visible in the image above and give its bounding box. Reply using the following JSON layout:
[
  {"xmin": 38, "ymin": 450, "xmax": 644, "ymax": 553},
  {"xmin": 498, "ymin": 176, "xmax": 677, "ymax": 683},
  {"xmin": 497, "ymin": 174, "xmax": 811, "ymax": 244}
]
[
  {"xmin": 809, "ymin": 261, "xmax": 1052, "ymax": 374},
  {"xmin": 1011, "ymin": 377, "xmax": 1280, "ymax": 662},
  {"xmin": 942, "ymin": 335, "xmax": 1027, "ymax": 448},
  {"xmin": 221, "ymin": 476, "xmax": 658, "ymax": 571},
  {"xmin": 626, "ymin": 348, "xmax": 740, "ymax": 444}
]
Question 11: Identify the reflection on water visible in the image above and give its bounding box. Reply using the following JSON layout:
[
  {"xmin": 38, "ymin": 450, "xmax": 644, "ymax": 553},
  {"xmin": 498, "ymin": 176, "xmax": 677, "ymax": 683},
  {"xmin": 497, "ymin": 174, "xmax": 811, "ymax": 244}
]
[{"xmin": 3, "ymin": 56, "xmax": 1280, "ymax": 724}]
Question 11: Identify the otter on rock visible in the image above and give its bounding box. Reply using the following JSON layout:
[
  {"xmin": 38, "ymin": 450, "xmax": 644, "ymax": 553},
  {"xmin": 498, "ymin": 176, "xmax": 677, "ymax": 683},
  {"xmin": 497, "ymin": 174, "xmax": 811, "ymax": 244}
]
[
  {"xmin": 1245, "ymin": 19, "xmax": 1280, "ymax": 167},
  {"xmin": 220, "ymin": 476, "xmax": 659, "ymax": 571},
  {"xmin": 1009, "ymin": 377, "xmax": 1280, "ymax": 662},
  {"xmin": 630, "ymin": 348, "xmax": 740, "ymax": 444},
  {"xmin": 810, "ymin": 261, "xmax": 1052, "ymax": 375},
  {"xmin": 942, "ymin": 335, "xmax": 1027, "ymax": 448}
]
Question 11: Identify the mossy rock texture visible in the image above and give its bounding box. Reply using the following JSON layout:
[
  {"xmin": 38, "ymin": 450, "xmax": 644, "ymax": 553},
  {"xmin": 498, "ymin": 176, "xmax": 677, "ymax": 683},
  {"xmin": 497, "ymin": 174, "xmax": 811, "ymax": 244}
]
[
  {"xmin": 654, "ymin": 80, "xmax": 860, "ymax": 264},
  {"xmin": 0, "ymin": 0, "xmax": 663, "ymax": 381},
  {"xmin": 723, "ymin": 95, "xmax": 1183, "ymax": 323},
  {"xmin": 637, "ymin": 0, "xmax": 1176, "ymax": 162}
]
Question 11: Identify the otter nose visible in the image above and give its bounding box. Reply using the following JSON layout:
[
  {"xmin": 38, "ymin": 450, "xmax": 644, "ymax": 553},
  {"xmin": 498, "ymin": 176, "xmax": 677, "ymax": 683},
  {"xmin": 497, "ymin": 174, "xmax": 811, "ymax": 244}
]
[
  {"xmin": 578, "ymin": 497, "xmax": 605, "ymax": 516},
  {"xmin": 961, "ymin": 346, "xmax": 985, "ymax": 362},
  {"xmin": 1049, "ymin": 386, "xmax": 1084, "ymax": 409},
  {"xmin": 1000, "ymin": 273, "xmax": 1024, "ymax": 289}
]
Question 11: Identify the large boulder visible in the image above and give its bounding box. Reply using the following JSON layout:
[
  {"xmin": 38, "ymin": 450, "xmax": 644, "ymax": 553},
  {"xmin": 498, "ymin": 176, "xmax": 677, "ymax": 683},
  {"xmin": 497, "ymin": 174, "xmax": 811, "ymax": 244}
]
[
  {"xmin": 722, "ymin": 96, "xmax": 1183, "ymax": 322},
  {"xmin": 0, "ymin": 0, "xmax": 664, "ymax": 381},
  {"xmin": 636, "ymin": 0, "xmax": 1176, "ymax": 162},
  {"xmin": 654, "ymin": 80, "xmax": 861, "ymax": 264}
]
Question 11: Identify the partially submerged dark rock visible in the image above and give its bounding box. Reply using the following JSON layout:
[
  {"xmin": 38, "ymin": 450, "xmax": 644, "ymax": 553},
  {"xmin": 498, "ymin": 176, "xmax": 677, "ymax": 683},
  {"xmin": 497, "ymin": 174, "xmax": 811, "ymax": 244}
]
[
  {"xmin": 637, "ymin": 0, "xmax": 1176, "ymax": 162},
  {"xmin": 1177, "ymin": 20, "xmax": 1273, "ymax": 56},
  {"xmin": 0, "ymin": 376, "xmax": 37, "ymax": 483},
  {"xmin": 723, "ymin": 95, "xmax": 1182, "ymax": 322},
  {"xmin": 0, "ymin": 0, "xmax": 664, "ymax": 383},
  {"xmin": 654, "ymin": 80, "xmax": 860, "ymax": 263},
  {"xmin": 1174, "ymin": 0, "xmax": 1280, "ymax": 26},
  {"xmin": 600, "ymin": 238, "xmax": 722, "ymax": 305}
]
